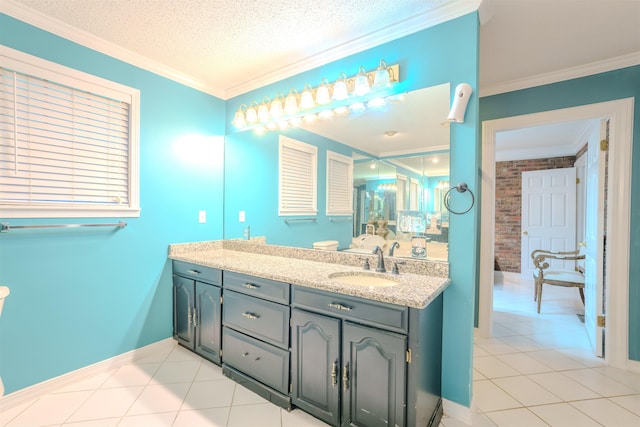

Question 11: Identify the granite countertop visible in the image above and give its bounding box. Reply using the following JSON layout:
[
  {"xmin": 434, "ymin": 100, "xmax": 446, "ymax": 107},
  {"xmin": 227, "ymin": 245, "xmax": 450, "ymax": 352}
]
[{"xmin": 168, "ymin": 241, "xmax": 450, "ymax": 309}]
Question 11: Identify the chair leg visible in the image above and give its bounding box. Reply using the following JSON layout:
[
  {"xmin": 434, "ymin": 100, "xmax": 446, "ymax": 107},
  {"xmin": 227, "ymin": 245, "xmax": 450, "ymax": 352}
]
[
  {"xmin": 579, "ymin": 288, "xmax": 585, "ymax": 305},
  {"xmin": 537, "ymin": 284, "xmax": 543, "ymax": 313}
]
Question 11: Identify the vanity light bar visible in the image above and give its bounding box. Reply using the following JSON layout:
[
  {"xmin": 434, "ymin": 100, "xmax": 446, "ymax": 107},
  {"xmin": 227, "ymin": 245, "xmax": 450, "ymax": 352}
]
[{"xmin": 232, "ymin": 61, "xmax": 401, "ymax": 133}]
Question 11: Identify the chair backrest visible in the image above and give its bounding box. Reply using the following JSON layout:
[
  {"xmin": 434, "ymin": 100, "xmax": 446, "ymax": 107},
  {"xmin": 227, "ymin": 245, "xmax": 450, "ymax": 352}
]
[{"xmin": 531, "ymin": 249, "xmax": 585, "ymax": 273}]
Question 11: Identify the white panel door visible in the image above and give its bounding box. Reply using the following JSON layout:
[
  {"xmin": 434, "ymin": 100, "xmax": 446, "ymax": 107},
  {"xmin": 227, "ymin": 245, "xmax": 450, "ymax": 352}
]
[
  {"xmin": 584, "ymin": 120, "xmax": 607, "ymax": 357},
  {"xmin": 521, "ymin": 167, "xmax": 577, "ymax": 278}
]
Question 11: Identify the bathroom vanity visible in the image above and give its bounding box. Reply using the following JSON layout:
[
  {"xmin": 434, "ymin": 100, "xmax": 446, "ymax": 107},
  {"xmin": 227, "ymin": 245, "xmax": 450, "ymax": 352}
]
[{"xmin": 169, "ymin": 240, "xmax": 450, "ymax": 427}]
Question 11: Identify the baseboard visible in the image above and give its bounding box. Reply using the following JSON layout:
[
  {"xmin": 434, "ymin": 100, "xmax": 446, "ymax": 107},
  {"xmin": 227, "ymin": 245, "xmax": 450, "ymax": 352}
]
[
  {"xmin": 0, "ymin": 338, "xmax": 175, "ymax": 412},
  {"xmin": 443, "ymin": 397, "xmax": 475, "ymax": 425}
]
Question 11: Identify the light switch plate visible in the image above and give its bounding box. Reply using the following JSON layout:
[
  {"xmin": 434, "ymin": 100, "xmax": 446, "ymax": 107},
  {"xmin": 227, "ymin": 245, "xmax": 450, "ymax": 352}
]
[
  {"xmin": 239, "ymin": 211, "xmax": 245, "ymax": 222},
  {"xmin": 198, "ymin": 210, "xmax": 206, "ymax": 223}
]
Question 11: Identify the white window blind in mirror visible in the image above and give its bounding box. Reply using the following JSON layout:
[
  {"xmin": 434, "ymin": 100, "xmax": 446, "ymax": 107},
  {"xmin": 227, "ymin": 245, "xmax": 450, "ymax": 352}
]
[
  {"xmin": 0, "ymin": 46, "xmax": 140, "ymax": 218},
  {"xmin": 326, "ymin": 150, "xmax": 353, "ymax": 216},
  {"xmin": 278, "ymin": 136, "xmax": 317, "ymax": 216},
  {"xmin": 410, "ymin": 177, "xmax": 419, "ymax": 210}
]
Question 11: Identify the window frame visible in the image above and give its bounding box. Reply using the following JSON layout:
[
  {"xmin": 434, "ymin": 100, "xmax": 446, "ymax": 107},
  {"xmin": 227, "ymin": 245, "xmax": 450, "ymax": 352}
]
[{"xmin": 0, "ymin": 45, "xmax": 140, "ymax": 218}]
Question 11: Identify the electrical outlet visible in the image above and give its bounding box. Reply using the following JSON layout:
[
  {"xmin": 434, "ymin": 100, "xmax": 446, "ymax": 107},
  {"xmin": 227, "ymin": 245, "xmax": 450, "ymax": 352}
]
[
  {"xmin": 239, "ymin": 211, "xmax": 245, "ymax": 223},
  {"xmin": 198, "ymin": 210, "xmax": 206, "ymax": 223}
]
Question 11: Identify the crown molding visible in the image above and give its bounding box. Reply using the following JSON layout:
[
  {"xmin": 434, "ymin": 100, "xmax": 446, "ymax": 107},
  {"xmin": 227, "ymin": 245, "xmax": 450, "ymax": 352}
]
[
  {"xmin": 481, "ymin": 51, "xmax": 640, "ymax": 97},
  {"xmin": 0, "ymin": 0, "xmax": 226, "ymax": 98}
]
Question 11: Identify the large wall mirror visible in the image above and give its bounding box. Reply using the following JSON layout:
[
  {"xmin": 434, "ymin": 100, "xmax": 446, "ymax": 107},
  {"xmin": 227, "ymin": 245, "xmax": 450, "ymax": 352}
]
[
  {"xmin": 301, "ymin": 83, "xmax": 450, "ymax": 261},
  {"xmin": 224, "ymin": 83, "xmax": 450, "ymax": 262}
]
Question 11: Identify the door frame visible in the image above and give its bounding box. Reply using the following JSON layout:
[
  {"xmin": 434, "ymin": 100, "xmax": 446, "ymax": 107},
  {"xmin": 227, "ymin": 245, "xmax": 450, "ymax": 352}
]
[{"xmin": 478, "ymin": 98, "xmax": 634, "ymax": 371}]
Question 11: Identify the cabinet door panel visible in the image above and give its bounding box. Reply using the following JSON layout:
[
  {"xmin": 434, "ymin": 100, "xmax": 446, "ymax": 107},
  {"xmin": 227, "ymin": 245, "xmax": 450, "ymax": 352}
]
[
  {"xmin": 291, "ymin": 309, "xmax": 340, "ymax": 426},
  {"xmin": 195, "ymin": 281, "xmax": 221, "ymax": 364},
  {"xmin": 173, "ymin": 275, "xmax": 195, "ymax": 349},
  {"xmin": 342, "ymin": 322, "xmax": 406, "ymax": 427}
]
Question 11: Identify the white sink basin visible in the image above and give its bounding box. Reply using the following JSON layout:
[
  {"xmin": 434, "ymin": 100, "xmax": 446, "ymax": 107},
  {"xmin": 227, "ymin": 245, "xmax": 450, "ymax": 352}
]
[{"xmin": 328, "ymin": 272, "xmax": 399, "ymax": 287}]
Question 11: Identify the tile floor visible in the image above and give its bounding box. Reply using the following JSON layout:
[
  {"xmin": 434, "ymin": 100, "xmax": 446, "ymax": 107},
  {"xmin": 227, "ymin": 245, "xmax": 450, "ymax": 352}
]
[{"xmin": 2, "ymin": 274, "xmax": 639, "ymax": 426}]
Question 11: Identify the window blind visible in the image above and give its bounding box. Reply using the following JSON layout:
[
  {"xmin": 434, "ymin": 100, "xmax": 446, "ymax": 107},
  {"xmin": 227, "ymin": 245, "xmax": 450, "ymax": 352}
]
[
  {"xmin": 410, "ymin": 178, "xmax": 419, "ymax": 210},
  {"xmin": 326, "ymin": 150, "xmax": 353, "ymax": 216},
  {"xmin": 0, "ymin": 67, "xmax": 130, "ymax": 208},
  {"xmin": 279, "ymin": 136, "xmax": 317, "ymax": 216}
]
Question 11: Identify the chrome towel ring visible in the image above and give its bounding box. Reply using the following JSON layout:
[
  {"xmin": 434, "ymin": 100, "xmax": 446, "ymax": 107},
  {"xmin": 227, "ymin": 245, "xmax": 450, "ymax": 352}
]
[{"xmin": 444, "ymin": 182, "xmax": 475, "ymax": 215}]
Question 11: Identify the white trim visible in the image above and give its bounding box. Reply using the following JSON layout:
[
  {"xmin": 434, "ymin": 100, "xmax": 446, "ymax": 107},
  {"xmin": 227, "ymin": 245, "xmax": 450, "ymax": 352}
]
[
  {"xmin": 481, "ymin": 51, "xmax": 640, "ymax": 97},
  {"xmin": 480, "ymin": 98, "xmax": 634, "ymax": 372},
  {"xmin": 0, "ymin": 338, "xmax": 175, "ymax": 411},
  {"xmin": 1, "ymin": 0, "xmax": 482, "ymax": 99},
  {"xmin": 443, "ymin": 397, "xmax": 475, "ymax": 425}
]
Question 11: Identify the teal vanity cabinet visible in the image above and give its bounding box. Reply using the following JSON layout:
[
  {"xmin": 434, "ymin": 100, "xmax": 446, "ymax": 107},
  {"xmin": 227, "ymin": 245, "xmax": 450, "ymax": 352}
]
[
  {"xmin": 291, "ymin": 286, "xmax": 443, "ymax": 427},
  {"xmin": 221, "ymin": 271, "xmax": 292, "ymax": 409},
  {"xmin": 172, "ymin": 261, "xmax": 222, "ymax": 365}
]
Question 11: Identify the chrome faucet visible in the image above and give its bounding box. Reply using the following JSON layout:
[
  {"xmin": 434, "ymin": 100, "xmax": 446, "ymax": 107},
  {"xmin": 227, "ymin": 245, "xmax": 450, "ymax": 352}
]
[
  {"xmin": 372, "ymin": 245, "xmax": 386, "ymax": 273},
  {"xmin": 388, "ymin": 241, "xmax": 400, "ymax": 256}
]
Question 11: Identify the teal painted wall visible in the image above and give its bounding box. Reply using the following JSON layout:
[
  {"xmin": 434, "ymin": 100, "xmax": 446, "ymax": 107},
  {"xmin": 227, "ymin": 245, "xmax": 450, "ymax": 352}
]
[
  {"xmin": 224, "ymin": 13, "xmax": 480, "ymax": 407},
  {"xmin": 0, "ymin": 15, "xmax": 226, "ymax": 393},
  {"xmin": 480, "ymin": 65, "xmax": 640, "ymax": 362}
]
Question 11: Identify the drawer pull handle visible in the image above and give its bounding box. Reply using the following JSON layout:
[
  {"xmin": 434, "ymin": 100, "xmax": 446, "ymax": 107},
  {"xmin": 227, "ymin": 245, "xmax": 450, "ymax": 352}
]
[
  {"xmin": 186, "ymin": 269, "xmax": 201, "ymax": 275},
  {"xmin": 242, "ymin": 312, "xmax": 260, "ymax": 320},
  {"xmin": 243, "ymin": 352, "xmax": 249, "ymax": 357},
  {"xmin": 254, "ymin": 357, "xmax": 261, "ymax": 361},
  {"xmin": 242, "ymin": 283, "xmax": 259, "ymax": 289},
  {"xmin": 343, "ymin": 362, "xmax": 350, "ymax": 391},
  {"xmin": 331, "ymin": 360, "xmax": 338, "ymax": 388},
  {"xmin": 328, "ymin": 302, "xmax": 352, "ymax": 312}
]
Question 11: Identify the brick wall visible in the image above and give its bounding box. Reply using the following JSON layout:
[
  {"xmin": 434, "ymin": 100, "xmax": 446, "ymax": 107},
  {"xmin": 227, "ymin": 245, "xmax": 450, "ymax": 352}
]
[{"xmin": 494, "ymin": 156, "xmax": 576, "ymax": 273}]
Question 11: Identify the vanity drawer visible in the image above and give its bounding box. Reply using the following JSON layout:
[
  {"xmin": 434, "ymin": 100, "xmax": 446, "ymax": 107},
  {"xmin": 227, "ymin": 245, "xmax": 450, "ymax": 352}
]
[
  {"xmin": 291, "ymin": 286, "xmax": 408, "ymax": 334},
  {"xmin": 173, "ymin": 261, "xmax": 222, "ymax": 285},
  {"xmin": 223, "ymin": 271, "xmax": 289, "ymax": 304},
  {"xmin": 223, "ymin": 290, "xmax": 290, "ymax": 348},
  {"xmin": 222, "ymin": 327, "xmax": 289, "ymax": 394}
]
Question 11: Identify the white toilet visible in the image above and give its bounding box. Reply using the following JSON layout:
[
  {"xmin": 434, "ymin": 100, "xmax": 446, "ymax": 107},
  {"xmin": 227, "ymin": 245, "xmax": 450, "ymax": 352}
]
[{"xmin": 0, "ymin": 285, "xmax": 10, "ymax": 397}]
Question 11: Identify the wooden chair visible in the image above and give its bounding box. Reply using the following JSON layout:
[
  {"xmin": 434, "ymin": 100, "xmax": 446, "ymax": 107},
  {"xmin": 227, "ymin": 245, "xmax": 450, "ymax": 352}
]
[{"xmin": 531, "ymin": 249, "xmax": 585, "ymax": 313}]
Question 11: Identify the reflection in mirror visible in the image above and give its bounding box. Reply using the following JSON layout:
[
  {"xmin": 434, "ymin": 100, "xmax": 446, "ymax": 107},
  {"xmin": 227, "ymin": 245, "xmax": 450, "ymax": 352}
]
[{"xmin": 303, "ymin": 83, "xmax": 450, "ymax": 261}]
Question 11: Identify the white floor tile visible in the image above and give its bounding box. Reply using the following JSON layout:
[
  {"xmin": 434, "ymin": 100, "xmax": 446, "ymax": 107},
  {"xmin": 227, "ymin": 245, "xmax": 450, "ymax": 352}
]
[
  {"xmin": 473, "ymin": 380, "xmax": 523, "ymax": 412},
  {"xmin": 67, "ymin": 387, "xmax": 143, "ymax": 422},
  {"xmin": 527, "ymin": 372, "xmax": 600, "ymax": 401},
  {"xmin": 484, "ymin": 408, "xmax": 548, "ymax": 427},
  {"xmin": 570, "ymin": 398, "xmax": 640, "ymax": 426},
  {"xmin": 592, "ymin": 366, "xmax": 640, "ymax": 391},
  {"xmin": 495, "ymin": 335, "xmax": 546, "ymax": 353},
  {"xmin": 166, "ymin": 345, "xmax": 205, "ymax": 362},
  {"xmin": 149, "ymin": 360, "xmax": 201, "ymax": 384},
  {"xmin": 231, "ymin": 384, "xmax": 269, "ymax": 405},
  {"xmin": 496, "ymin": 353, "xmax": 554, "ymax": 375},
  {"xmin": 492, "ymin": 376, "xmax": 562, "ymax": 406},
  {"xmin": 474, "ymin": 355, "xmax": 521, "ymax": 379},
  {"xmin": 525, "ymin": 350, "xmax": 588, "ymax": 371},
  {"xmin": 100, "ymin": 363, "xmax": 159, "ymax": 388},
  {"xmin": 528, "ymin": 402, "xmax": 601, "ymax": 427},
  {"xmin": 181, "ymin": 379, "xmax": 236, "ymax": 409},
  {"xmin": 53, "ymin": 371, "xmax": 115, "ymax": 393},
  {"xmin": 5, "ymin": 391, "xmax": 94, "ymax": 426},
  {"xmin": 562, "ymin": 368, "xmax": 639, "ymax": 397},
  {"xmin": 61, "ymin": 418, "xmax": 121, "ymax": 427},
  {"xmin": 172, "ymin": 408, "xmax": 229, "ymax": 427},
  {"xmin": 473, "ymin": 368, "xmax": 487, "ymax": 381},
  {"xmin": 117, "ymin": 412, "xmax": 177, "ymax": 427},
  {"xmin": 609, "ymin": 394, "xmax": 640, "ymax": 416},
  {"xmin": 474, "ymin": 338, "xmax": 520, "ymax": 355},
  {"xmin": 0, "ymin": 399, "xmax": 37, "ymax": 426},
  {"xmin": 226, "ymin": 403, "xmax": 281, "ymax": 427},
  {"xmin": 194, "ymin": 361, "xmax": 227, "ymax": 382},
  {"xmin": 126, "ymin": 382, "xmax": 190, "ymax": 416}
]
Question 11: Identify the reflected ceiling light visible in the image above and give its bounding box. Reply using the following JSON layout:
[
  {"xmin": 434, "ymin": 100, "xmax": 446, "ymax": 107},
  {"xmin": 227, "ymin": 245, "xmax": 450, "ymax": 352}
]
[
  {"xmin": 372, "ymin": 59, "xmax": 391, "ymax": 90},
  {"xmin": 353, "ymin": 66, "xmax": 371, "ymax": 97},
  {"xmin": 300, "ymin": 84, "xmax": 315, "ymax": 109},
  {"xmin": 289, "ymin": 117, "xmax": 303, "ymax": 127},
  {"xmin": 231, "ymin": 60, "xmax": 400, "ymax": 132},
  {"xmin": 316, "ymin": 78, "xmax": 332, "ymax": 105},
  {"xmin": 432, "ymin": 157, "xmax": 440, "ymax": 164},
  {"xmin": 367, "ymin": 97, "xmax": 386, "ymax": 108},
  {"xmin": 303, "ymin": 114, "xmax": 317, "ymax": 123},
  {"xmin": 332, "ymin": 73, "xmax": 349, "ymax": 101},
  {"xmin": 386, "ymin": 93, "xmax": 406, "ymax": 104},
  {"xmin": 384, "ymin": 130, "xmax": 398, "ymax": 137},
  {"xmin": 277, "ymin": 121, "xmax": 289, "ymax": 130}
]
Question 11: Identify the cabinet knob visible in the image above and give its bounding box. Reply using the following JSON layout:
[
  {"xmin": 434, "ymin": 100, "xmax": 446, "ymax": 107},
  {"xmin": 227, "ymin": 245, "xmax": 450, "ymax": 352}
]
[{"xmin": 242, "ymin": 352, "xmax": 249, "ymax": 357}]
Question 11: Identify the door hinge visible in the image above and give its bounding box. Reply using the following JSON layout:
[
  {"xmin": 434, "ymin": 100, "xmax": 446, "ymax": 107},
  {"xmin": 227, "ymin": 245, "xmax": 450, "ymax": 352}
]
[
  {"xmin": 406, "ymin": 348, "xmax": 412, "ymax": 364},
  {"xmin": 289, "ymin": 383, "xmax": 292, "ymax": 393},
  {"xmin": 600, "ymin": 139, "xmax": 609, "ymax": 151},
  {"xmin": 597, "ymin": 315, "xmax": 606, "ymax": 327},
  {"xmin": 576, "ymin": 177, "xmax": 581, "ymax": 184},
  {"xmin": 220, "ymin": 295, "xmax": 223, "ymax": 304},
  {"xmin": 220, "ymin": 349, "xmax": 223, "ymax": 357}
]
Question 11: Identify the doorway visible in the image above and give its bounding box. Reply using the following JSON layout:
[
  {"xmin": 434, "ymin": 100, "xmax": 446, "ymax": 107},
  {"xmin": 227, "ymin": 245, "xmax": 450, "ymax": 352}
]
[{"xmin": 479, "ymin": 98, "xmax": 634, "ymax": 370}]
